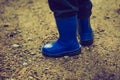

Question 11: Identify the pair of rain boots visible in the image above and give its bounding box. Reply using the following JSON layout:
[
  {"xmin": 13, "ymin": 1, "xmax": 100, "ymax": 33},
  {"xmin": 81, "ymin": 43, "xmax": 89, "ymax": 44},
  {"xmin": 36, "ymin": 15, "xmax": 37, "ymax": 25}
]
[{"xmin": 42, "ymin": 15, "xmax": 93, "ymax": 58}]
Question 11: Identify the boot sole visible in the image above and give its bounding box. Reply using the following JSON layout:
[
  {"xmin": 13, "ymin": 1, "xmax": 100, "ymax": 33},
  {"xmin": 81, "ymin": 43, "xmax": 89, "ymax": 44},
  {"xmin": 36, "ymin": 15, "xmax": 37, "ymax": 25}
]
[
  {"xmin": 81, "ymin": 39, "xmax": 93, "ymax": 46},
  {"xmin": 42, "ymin": 48, "xmax": 81, "ymax": 58}
]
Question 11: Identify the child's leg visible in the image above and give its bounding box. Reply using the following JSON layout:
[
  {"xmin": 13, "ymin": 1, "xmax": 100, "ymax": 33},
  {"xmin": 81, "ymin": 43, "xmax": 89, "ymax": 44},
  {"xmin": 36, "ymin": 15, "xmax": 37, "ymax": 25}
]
[
  {"xmin": 77, "ymin": 0, "xmax": 94, "ymax": 46},
  {"xmin": 42, "ymin": 0, "xmax": 81, "ymax": 57},
  {"xmin": 48, "ymin": 0, "xmax": 78, "ymax": 18},
  {"xmin": 77, "ymin": 0, "xmax": 92, "ymax": 19}
]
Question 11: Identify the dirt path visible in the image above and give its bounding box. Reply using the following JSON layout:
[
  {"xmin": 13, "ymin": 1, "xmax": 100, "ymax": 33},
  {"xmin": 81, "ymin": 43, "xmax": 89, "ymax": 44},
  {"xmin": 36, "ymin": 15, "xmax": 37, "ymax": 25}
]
[{"xmin": 0, "ymin": 0, "xmax": 120, "ymax": 80}]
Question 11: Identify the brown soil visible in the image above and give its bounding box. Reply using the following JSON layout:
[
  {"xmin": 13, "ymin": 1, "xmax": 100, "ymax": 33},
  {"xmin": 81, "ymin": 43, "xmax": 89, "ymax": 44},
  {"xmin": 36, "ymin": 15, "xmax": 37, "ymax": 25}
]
[{"xmin": 0, "ymin": 0, "xmax": 120, "ymax": 80}]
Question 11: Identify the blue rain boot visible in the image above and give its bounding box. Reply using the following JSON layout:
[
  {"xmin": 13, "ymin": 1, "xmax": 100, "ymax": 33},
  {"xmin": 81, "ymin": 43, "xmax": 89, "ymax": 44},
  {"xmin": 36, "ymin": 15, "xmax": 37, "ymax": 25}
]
[
  {"xmin": 78, "ymin": 18, "xmax": 94, "ymax": 46},
  {"xmin": 42, "ymin": 15, "xmax": 81, "ymax": 57}
]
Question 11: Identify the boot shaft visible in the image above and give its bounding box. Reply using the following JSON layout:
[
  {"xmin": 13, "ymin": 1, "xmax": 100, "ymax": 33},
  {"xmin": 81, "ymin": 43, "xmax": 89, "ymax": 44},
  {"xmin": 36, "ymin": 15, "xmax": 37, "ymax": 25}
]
[{"xmin": 55, "ymin": 15, "xmax": 79, "ymax": 43}]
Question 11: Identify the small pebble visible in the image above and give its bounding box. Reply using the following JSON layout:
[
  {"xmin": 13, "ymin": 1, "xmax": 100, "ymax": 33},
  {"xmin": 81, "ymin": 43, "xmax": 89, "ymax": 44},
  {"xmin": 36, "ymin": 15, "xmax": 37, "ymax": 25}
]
[
  {"xmin": 30, "ymin": 52, "xmax": 36, "ymax": 55},
  {"xmin": 9, "ymin": 31, "xmax": 17, "ymax": 37},
  {"xmin": 116, "ymin": 8, "xmax": 120, "ymax": 14},
  {"xmin": 28, "ymin": 0, "xmax": 33, "ymax": 4},
  {"xmin": 64, "ymin": 56, "xmax": 69, "ymax": 59},
  {"xmin": 86, "ymin": 47, "xmax": 89, "ymax": 50},
  {"xmin": 28, "ymin": 59, "xmax": 32, "ymax": 62},
  {"xmin": 92, "ymin": 49, "xmax": 95, "ymax": 52},
  {"xmin": 91, "ymin": 15, "xmax": 96, "ymax": 19},
  {"xmin": 23, "ymin": 62, "xmax": 28, "ymax": 66},
  {"xmin": 5, "ymin": 78, "xmax": 15, "ymax": 80},
  {"xmin": 28, "ymin": 38, "xmax": 33, "ymax": 41},
  {"xmin": 104, "ymin": 16, "xmax": 110, "ymax": 20},
  {"xmin": 17, "ymin": 30, "xmax": 22, "ymax": 33},
  {"xmin": 3, "ymin": 24, "xmax": 9, "ymax": 27},
  {"xmin": 28, "ymin": 76, "xmax": 34, "ymax": 79},
  {"xmin": 12, "ymin": 44, "xmax": 21, "ymax": 48}
]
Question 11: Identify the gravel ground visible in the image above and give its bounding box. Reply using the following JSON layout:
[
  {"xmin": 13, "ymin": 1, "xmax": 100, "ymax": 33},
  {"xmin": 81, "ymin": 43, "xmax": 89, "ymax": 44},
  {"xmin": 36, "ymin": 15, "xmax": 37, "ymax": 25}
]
[{"xmin": 0, "ymin": 0, "xmax": 120, "ymax": 80}]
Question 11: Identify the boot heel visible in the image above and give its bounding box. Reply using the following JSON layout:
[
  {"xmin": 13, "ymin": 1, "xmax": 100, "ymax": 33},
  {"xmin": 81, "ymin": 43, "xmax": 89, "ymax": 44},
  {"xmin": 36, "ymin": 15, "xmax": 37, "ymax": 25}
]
[
  {"xmin": 81, "ymin": 39, "xmax": 93, "ymax": 46},
  {"xmin": 67, "ymin": 48, "xmax": 81, "ymax": 57}
]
